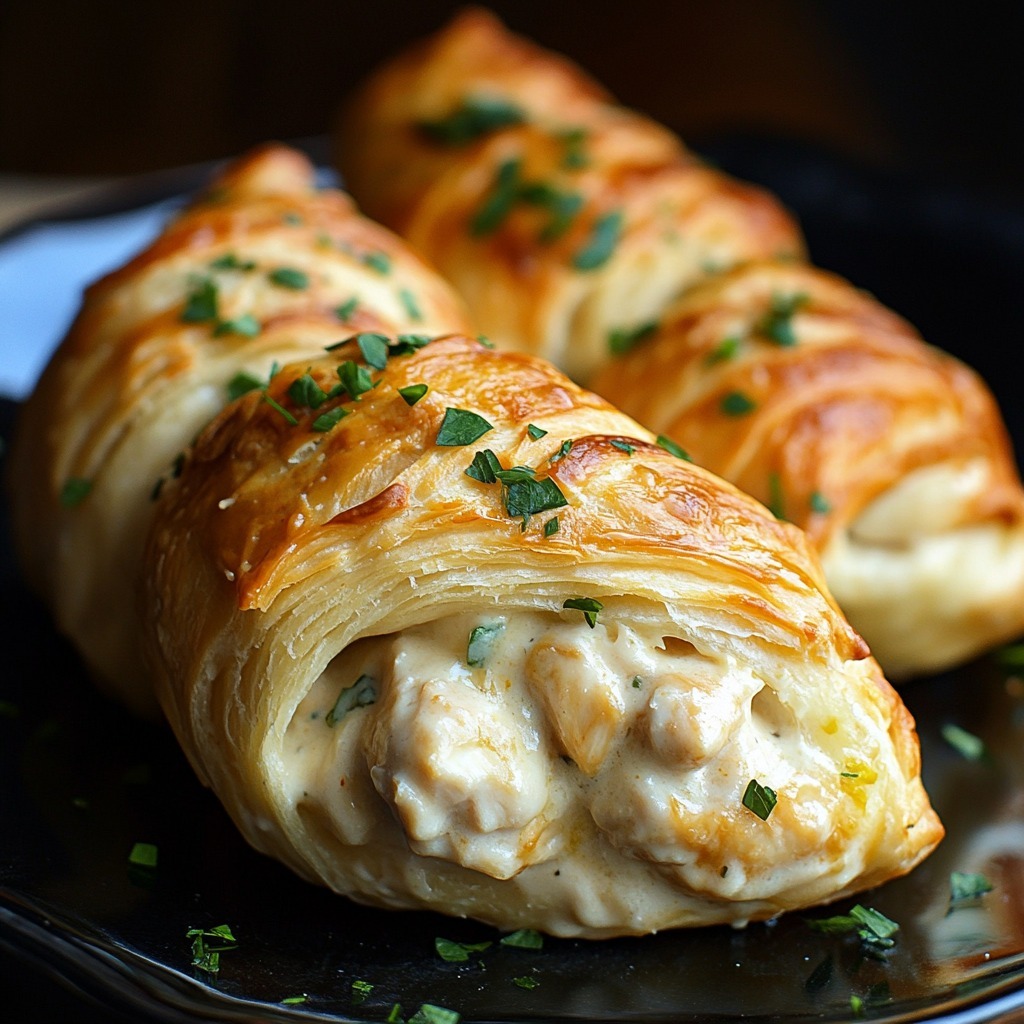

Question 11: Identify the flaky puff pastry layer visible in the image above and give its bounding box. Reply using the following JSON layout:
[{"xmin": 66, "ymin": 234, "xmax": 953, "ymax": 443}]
[
  {"xmin": 590, "ymin": 261, "xmax": 1024, "ymax": 678},
  {"xmin": 336, "ymin": 7, "xmax": 804, "ymax": 383},
  {"xmin": 7, "ymin": 143, "xmax": 472, "ymax": 716},
  {"xmin": 143, "ymin": 333, "xmax": 941, "ymax": 938}
]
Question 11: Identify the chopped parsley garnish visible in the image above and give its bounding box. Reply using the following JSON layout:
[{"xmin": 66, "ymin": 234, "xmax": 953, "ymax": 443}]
[
  {"xmin": 387, "ymin": 1005, "xmax": 404, "ymax": 1024},
  {"xmin": 471, "ymin": 158, "xmax": 523, "ymax": 237},
  {"xmin": 756, "ymin": 292, "xmax": 808, "ymax": 347},
  {"xmin": 351, "ymin": 979, "xmax": 374, "ymax": 1004},
  {"xmin": 399, "ymin": 287, "xmax": 423, "ymax": 321},
  {"xmin": 326, "ymin": 675, "xmax": 377, "ymax": 726},
  {"xmin": 656, "ymin": 435, "xmax": 691, "ymax": 460},
  {"xmin": 288, "ymin": 373, "xmax": 329, "ymax": 409},
  {"xmin": 398, "ymin": 383, "xmax": 429, "ymax": 406},
  {"xmin": 949, "ymin": 871, "xmax": 994, "ymax": 906},
  {"xmin": 768, "ymin": 472, "xmax": 786, "ymax": 519},
  {"xmin": 941, "ymin": 723, "xmax": 986, "ymax": 761},
  {"xmin": 226, "ymin": 370, "xmax": 264, "ymax": 401},
  {"xmin": 409, "ymin": 1006, "xmax": 461, "ymax": 1024},
  {"xmin": 742, "ymin": 779, "xmax": 777, "ymax": 820},
  {"xmin": 467, "ymin": 623, "xmax": 503, "ymax": 667},
  {"xmin": 362, "ymin": 250, "xmax": 391, "ymax": 274},
  {"xmin": 518, "ymin": 181, "xmax": 584, "ymax": 243},
  {"xmin": 807, "ymin": 904, "xmax": 899, "ymax": 958},
  {"xmin": 186, "ymin": 924, "xmax": 237, "ymax": 975},
  {"xmin": 608, "ymin": 320, "xmax": 658, "ymax": 356},
  {"xmin": 513, "ymin": 976, "xmax": 539, "ymax": 989},
  {"xmin": 311, "ymin": 407, "xmax": 349, "ymax": 432},
  {"xmin": 336, "ymin": 360, "xmax": 376, "ymax": 400},
  {"xmin": 391, "ymin": 333, "xmax": 434, "ymax": 355},
  {"xmin": 544, "ymin": 516, "xmax": 560, "ymax": 537},
  {"xmin": 181, "ymin": 276, "xmax": 219, "ymax": 322},
  {"xmin": 558, "ymin": 126, "xmax": 590, "ymax": 169},
  {"xmin": 572, "ymin": 209, "xmax": 622, "ymax": 271},
  {"xmin": 209, "ymin": 252, "xmax": 256, "ymax": 271},
  {"xmin": 418, "ymin": 95, "xmax": 525, "ymax": 145},
  {"xmin": 60, "ymin": 477, "xmax": 93, "ymax": 507},
  {"xmin": 268, "ymin": 266, "xmax": 309, "ymax": 290},
  {"xmin": 436, "ymin": 408, "xmax": 494, "ymax": 446},
  {"xmin": 281, "ymin": 995, "xmax": 308, "ymax": 1006},
  {"xmin": 213, "ymin": 313, "xmax": 261, "ymax": 337},
  {"xmin": 334, "ymin": 297, "xmax": 359, "ymax": 321},
  {"xmin": 550, "ymin": 439, "xmax": 573, "ymax": 463},
  {"xmin": 264, "ymin": 393, "xmax": 298, "ymax": 425},
  {"xmin": 128, "ymin": 842, "xmax": 158, "ymax": 868},
  {"xmin": 632, "ymin": 676, "xmax": 644, "ymax": 689},
  {"xmin": 465, "ymin": 449, "xmax": 502, "ymax": 483},
  {"xmin": 357, "ymin": 332, "xmax": 391, "ymax": 369},
  {"xmin": 610, "ymin": 439, "xmax": 635, "ymax": 455},
  {"xmin": 563, "ymin": 597, "xmax": 602, "ymax": 628},
  {"xmin": 706, "ymin": 335, "xmax": 742, "ymax": 364},
  {"xmin": 500, "ymin": 928, "xmax": 544, "ymax": 949},
  {"xmin": 477, "ymin": 334, "xmax": 495, "ymax": 349},
  {"xmin": 435, "ymin": 936, "xmax": 493, "ymax": 962},
  {"xmin": 527, "ymin": 424, "xmax": 548, "ymax": 440},
  {"xmin": 721, "ymin": 391, "xmax": 757, "ymax": 416},
  {"xmin": 809, "ymin": 491, "xmax": 831, "ymax": 514},
  {"xmin": 465, "ymin": 449, "xmax": 567, "ymax": 527}
]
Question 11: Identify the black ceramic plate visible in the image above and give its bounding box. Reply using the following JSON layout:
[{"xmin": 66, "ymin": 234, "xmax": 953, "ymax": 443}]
[{"xmin": 2, "ymin": 139, "xmax": 1024, "ymax": 1024}]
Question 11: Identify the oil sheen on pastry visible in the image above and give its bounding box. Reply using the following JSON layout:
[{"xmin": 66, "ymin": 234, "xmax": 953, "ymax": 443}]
[{"xmin": 143, "ymin": 332, "xmax": 942, "ymax": 938}]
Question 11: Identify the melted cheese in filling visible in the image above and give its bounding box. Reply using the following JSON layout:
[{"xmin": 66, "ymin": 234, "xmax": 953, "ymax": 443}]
[{"xmin": 284, "ymin": 609, "xmax": 874, "ymax": 911}]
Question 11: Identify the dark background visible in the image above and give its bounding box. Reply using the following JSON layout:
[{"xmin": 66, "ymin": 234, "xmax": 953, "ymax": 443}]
[{"xmin": 1, "ymin": 0, "xmax": 1022, "ymax": 205}]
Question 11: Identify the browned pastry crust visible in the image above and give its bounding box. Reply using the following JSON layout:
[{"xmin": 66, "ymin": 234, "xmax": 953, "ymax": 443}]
[
  {"xmin": 143, "ymin": 332, "xmax": 942, "ymax": 937},
  {"xmin": 7, "ymin": 143, "xmax": 472, "ymax": 716},
  {"xmin": 590, "ymin": 260, "xmax": 1024, "ymax": 676},
  {"xmin": 336, "ymin": 7, "xmax": 805, "ymax": 383}
]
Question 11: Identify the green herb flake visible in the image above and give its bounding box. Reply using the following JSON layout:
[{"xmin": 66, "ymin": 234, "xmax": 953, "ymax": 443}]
[
  {"xmin": 387, "ymin": 1005, "xmax": 404, "ymax": 1024},
  {"xmin": 756, "ymin": 292, "xmax": 808, "ymax": 347},
  {"xmin": 399, "ymin": 383, "xmax": 429, "ymax": 406},
  {"xmin": 336, "ymin": 360, "xmax": 377, "ymax": 401},
  {"xmin": 503, "ymin": 474, "xmax": 567, "ymax": 529},
  {"xmin": 656, "ymin": 435, "xmax": 691, "ymax": 460},
  {"xmin": 500, "ymin": 928, "xmax": 544, "ymax": 950},
  {"xmin": 363, "ymin": 250, "xmax": 391, "ymax": 275},
  {"xmin": 477, "ymin": 334, "xmax": 495, "ymax": 349},
  {"xmin": 518, "ymin": 182, "xmax": 584, "ymax": 243},
  {"xmin": 706, "ymin": 335, "xmax": 742, "ymax": 364},
  {"xmin": 467, "ymin": 623, "xmax": 504, "ymax": 667},
  {"xmin": 572, "ymin": 209, "xmax": 623, "ymax": 271},
  {"xmin": 60, "ymin": 477, "xmax": 93, "ymax": 507},
  {"xmin": 941, "ymin": 722, "xmax": 986, "ymax": 761},
  {"xmin": 288, "ymin": 373, "xmax": 329, "ymax": 409},
  {"xmin": 128, "ymin": 841, "xmax": 158, "ymax": 868},
  {"xmin": 610, "ymin": 439, "xmax": 635, "ymax": 455},
  {"xmin": 213, "ymin": 313, "xmax": 261, "ymax": 338},
  {"xmin": 609, "ymin": 320, "xmax": 658, "ymax": 356},
  {"xmin": 950, "ymin": 871, "xmax": 994, "ymax": 904},
  {"xmin": 351, "ymin": 979, "xmax": 374, "ymax": 1004},
  {"xmin": 268, "ymin": 266, "xmax": 309, "ymax": 290},
  {"xmin": 544, "ymin": 516, "xmax": 560, "ymax": 537},
  {"xmin": 418, "ymin": 95, "xmax": 526, "ymax": 145},
  {"xmin": 391, "ymin": 333, "xmax": 434, "ymax": 356},
  {"xmin": 768, "ymin": 472, "xmax": 786, "ymax": 520},
  {"xmin": 435, "ymin": 936, "xmax": 493, "ymax": 962},
  {"xmin": 209, "ymin": 252, "xmax": 256, "ymax": 271},
  {"xmin": 181, "ymin": 276, "xmax": 219, "ymax": 323},
  {"xmin": 226, "ymin": 370, "xmax": 264, "ymax": 401},
  {"xmin": 436, "ymin": 407, "xmax": 494, "ymax": 446},
  {"xmin": 334, "ymin": 297, "xmax": 359, "ymax": 321},
  {"xmin": 806, "ymin": 904, "xmax": 899, "ymax": 957},
  {"xmin": 281, "ymin": 994, "xmax": 308, "ymax": 1006},
  {"xmin": 312, "ymin": 407, "xmax": 349, "ymax": 432},
  {"xmin": 326, "ymin": 674, "xmax": 377, "ymax": 726},
  {"xmin": 742, "ymin": 779, "xmax": 777, "ymax": 820},
  {"xmin": 721, "ymin": 391, "xmax": 757, "ymax": 416},
  {"xmin": 466, "ymin": 449, "xmax": 503, "ymax": 484},
  {"xmin": 513, "ymin": 976, "xmax": 539, "ymax": 990},
  {"xmin": 527, "ymin": 424, "xmax": 548, "ymax": 440},
  {"xmin": 810, "ymin": 491, "xmax": 831, "ymax": 514},
  {"xmin": 840, "ymin": 771, "xmax": 860, "ymax": 779},
  {"xmin": 408, "ymin": 1006, "xmax": 461, "ymax": 1024},
  {"xmin": 186, "ymin": 924, "xmax": 237, "ymax": 975},
  {"xmin": 550, "ymin": 439, "xmax": 573, "ymax": 463},
  {"xmin": 357, "ymin": 332, "xmax": 391, "ymax": 370},
  {"xmin": 632, "ymin": 676, "xmax": 643, "ymax": 689},
  {"xmin": 558, "ymin": 126, "xmax": 590, "ymax": 169},
  {"xmin": 399, "ymin": 287, "xmax": 423, "ymax": 322},
  {"xmin": 471, "ymin": 158, "xmax": 523, "ymax": 237},
  {"xmin": 563, "ymin": 597, "xmax": 603, "ymax": 628},
  {"xmin": 263, "ymin": 393, "xmax": 299, "ymax": 426},
  {"xmin": 850, "ymin": 994, "xmax": 864, "ymax": 1018}
]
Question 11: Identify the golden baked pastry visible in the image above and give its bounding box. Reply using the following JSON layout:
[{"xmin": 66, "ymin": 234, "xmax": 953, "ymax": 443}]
[
  {"xmin": 6, "ymin": 143, "xmax": 472, "ymax": 716},
  {"xmin": 142, "ymin": 332, "xmax": 942, "ymax": 937},
  {"xmin": 590, "ymin": 260, "xmax": 1024, "ymax": 678},
  {"xmin": 336, "ymin": 6, "xmax": 805, "ymax": 383}
]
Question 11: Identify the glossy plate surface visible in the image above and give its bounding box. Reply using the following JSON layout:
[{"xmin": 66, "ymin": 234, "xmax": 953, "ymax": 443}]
[{"xmin": 2, "ymin": 138, "xmax": 1024, "ymax": 1023}]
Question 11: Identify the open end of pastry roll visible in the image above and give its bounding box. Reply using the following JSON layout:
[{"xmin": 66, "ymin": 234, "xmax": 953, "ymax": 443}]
[
  {"xmin": 143, "ymin": 333, "xmax": 942, "ymax": 938},
  {"xmin": 337, "ymin": 7, "xmax": 805, "ymax": 383},
  {"xmin": 590, "ymin": 260, "xmax": 1024, "ymax": 678},
  {"xmin": 6, "ymin": 143, "xmax": 472, "ymax": 716}
]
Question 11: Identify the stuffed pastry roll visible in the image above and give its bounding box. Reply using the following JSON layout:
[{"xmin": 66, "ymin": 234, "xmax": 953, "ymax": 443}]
[
  {"xmin": 142, "ymin": 332, "xmax": 942, "ymax": 938},
  {"xmin": 6, "ymin": 143, "xmax": 472, "ymax": 716},
  {"xmin": 590, "ymin": 260, "xmax": 1024, "ymax": 678},
  {"xmin": 336, "ymin": 7, "xmax": 805, "ymax": 383}
]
